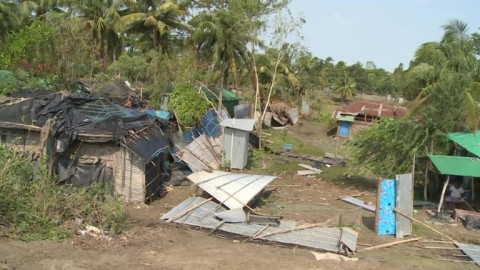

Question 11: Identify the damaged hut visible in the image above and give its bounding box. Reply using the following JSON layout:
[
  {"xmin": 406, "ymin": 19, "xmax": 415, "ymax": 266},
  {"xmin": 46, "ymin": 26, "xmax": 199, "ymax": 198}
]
[{"xmin": 0, "ymin": 91, "xmax": 171, "ymax": 203}]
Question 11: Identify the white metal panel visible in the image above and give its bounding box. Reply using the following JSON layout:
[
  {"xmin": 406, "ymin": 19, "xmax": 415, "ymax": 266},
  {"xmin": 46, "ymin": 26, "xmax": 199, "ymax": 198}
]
[
  {"xmin": 188, "ymin": 170, "xmax": 276, "ymax": 209},
  {"xmin": 219, "ymin": 119, "xmax": 255, "ymax": 131},
  {"xmin": 223, "ymin": 128, "xmax": 249, "ymax": 169},
  {"xmin": 396, "ymin": 173, "xmax": 413, "ymax": 238}
]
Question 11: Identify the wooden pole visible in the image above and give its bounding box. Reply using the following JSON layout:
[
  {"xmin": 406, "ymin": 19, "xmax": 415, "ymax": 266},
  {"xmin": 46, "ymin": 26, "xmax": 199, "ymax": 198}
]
[
  {"xmin": 357, "ymin": 237, "xmax": 422, "ymax": 252},
  {"xmin": 424, "ymin": 164, "xmax": 429, "ymax": 201},
  {"xmin": 166, "ymin": 198, "xmax": 213, "ymax": 223},
  {"xmin": 394, "ymin": 208, "xmax": 456, "ymax": 242},
  {"xmin": 437, "ymin": 175, "xmax": 451, "ymax": 214},
  {"xmin": 208, "ymin": 221, "xmax": 226, "ymax": 235},
  {"xmin": 254, "ymin": 216, "xmax": 337, "ymax": 240},
  {"xmin": 243, "ymin": 224, "xmax": 270, "ymax": 243}
]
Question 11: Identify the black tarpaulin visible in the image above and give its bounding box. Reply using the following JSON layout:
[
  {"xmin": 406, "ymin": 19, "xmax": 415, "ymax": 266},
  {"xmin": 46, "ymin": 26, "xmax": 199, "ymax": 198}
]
[
  {"xmin": 123, "ymin": 125, "xmax": 172, "ymax": 163},
  {"xmin": 0, "ymin": 92, "xmax": 154, "ymax": 153},
  {"xmin": 56, "ymin": 156, "xmax": 114, "ymax": 187}
]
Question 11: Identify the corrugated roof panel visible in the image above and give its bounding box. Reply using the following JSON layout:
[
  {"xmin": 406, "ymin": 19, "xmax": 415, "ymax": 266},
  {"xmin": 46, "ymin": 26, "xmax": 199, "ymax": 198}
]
[
  {"xmin": 428, "ymin": 155, "xmax": 480, "ymax": 177},
  {"xmin": 187, "ymin": 170, "xmax": 276, "ymax": 209},
  {"xmin": 160, "ymin": 197, "xmax": 356, "ymax": 253},
  {"xmin": 447, "ymin": 131, "xmax": 480, "ymax": 158},
  {"xmin": 456, "ymin": 243, "xmax": 480, "ymax": 267}
]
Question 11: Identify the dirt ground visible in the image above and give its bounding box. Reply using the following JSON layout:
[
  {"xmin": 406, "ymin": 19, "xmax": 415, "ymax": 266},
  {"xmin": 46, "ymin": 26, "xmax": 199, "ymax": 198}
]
[{"xmin": 0, "ymin": 119, "xmax": 478, "ymax": 270}]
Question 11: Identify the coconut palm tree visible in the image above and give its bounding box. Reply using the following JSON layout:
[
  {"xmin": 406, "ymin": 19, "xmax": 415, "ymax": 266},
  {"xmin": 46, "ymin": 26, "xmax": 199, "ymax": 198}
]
[{"xmin": 116, "ymin": 0, "xmax": 187, "ymax": 53}]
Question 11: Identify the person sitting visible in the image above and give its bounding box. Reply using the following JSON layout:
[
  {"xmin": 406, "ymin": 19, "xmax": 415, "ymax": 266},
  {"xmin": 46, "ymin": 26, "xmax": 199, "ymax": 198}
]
[{"xmin": 445, "ymin": 180, "xmax": 466, "ymax": 210}]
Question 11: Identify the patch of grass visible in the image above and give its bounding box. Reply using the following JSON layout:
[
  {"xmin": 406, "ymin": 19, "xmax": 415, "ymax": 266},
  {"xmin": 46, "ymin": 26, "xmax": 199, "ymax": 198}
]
[
  {"xmin": 264, "ymin": 128, "xmax": 325, "ymax": 157},
  {"xmin": 248, "ymin": 151, "xmax": 299, "ymax": 175},
  {"xmin": 0, "ymin": 145, "xmax": 127, "ymax": 241},
  {"xmin": 320, "ymin": 167, "xmax": 378, "ymax": 191}
]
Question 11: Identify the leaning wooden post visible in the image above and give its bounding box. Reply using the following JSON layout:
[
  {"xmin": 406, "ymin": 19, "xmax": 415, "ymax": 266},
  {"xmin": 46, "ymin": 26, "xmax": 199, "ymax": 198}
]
[{"xmin": 437, "ymin": 175, "xmax": 451, "ymax": 214}]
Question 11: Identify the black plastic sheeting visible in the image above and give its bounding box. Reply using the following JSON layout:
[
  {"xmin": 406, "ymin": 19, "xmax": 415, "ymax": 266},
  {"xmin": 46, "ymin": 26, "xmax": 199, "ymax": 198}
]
[
  {"xmin": 0, "ymin": 92, "xmax": 153, "ymax": 153},
  {"xmin": 56, "ymin": 156, "xmax": 114, "ymax": 187},
  {"xmin": 123, "ymin": 125, "xmax": 172, "ymax": 163}
]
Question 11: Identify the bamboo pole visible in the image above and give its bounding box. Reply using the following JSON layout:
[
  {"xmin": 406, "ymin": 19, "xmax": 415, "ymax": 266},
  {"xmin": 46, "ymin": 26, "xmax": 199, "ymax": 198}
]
[
  {"xmin": 208, "ymin": 221, "xmax": 226, "ymax": 235},
  {"xmin": 243, "ymin": 224, "xmax": 270, "ymax": 243},
  {"xmin": 357, "ymin": 237, "xmax": 422, "ymax": 252},
  {"xmin": 437, "ymin": 175, "xmax": 451, "ymax": 213},
  {"xmin": 394, "ymin": 208, "xmax": 456, "ymax": 242},
  {"xmin": 166, "ymin": 198, "xmax": 213, "ymax": 223}
]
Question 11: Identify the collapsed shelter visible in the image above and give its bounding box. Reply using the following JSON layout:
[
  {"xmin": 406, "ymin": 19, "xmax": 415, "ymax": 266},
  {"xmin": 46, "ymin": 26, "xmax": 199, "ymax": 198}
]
[{"xmin": 0, "ymin": 91, "xmax": 172, "ymax": 203}]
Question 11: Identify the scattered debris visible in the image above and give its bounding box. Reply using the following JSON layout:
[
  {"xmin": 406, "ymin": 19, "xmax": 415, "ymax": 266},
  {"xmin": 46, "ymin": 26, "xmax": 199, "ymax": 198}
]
[
  {"xmin": 279, "ymin": 152, "xmax": 346, "ymax": 166},
  {"xmin": 413, "ymin": 200, "xmax": 436, "ymax": 207},
  {"xmin": 357, "ymin": 237, "xmax": 422, "ymax": 252},
  {"xmin": 176, "ymin": 134, "xmax": 223, "ymax": 172},
  {"xmin": 454, "ymin": 209, "xmax": 480, "ymax": 222},
  {"xmin": 340, "ymin": 197, "xmax": 375, "ymax": 212},
  {"xmin": 311, "ymin": 251, "xmax": 358, "ymax": 262},
  {"xmin": 296, "ymin": 164, "xmax": 322, "ymax": 176},
  {"xmin": 394, "ymin": 208, "xmax": 456, "ymax": 242},
  {"xmin": 187, "ymin": 170, "xmax": 276, "ymax": 210},
  {"xmin": 161, "ymin": 197, "xmax": 358, "ymax": 253},
  {"xmin": 337, "ymin": 192, "xmax": 368, "ymax": 200}
]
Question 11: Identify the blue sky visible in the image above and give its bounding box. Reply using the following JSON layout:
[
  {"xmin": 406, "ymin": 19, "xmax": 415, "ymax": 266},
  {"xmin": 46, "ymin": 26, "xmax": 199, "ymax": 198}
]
[{"xmin": 288, "ymin": 0, "xmax": 480, "ymax": 72}]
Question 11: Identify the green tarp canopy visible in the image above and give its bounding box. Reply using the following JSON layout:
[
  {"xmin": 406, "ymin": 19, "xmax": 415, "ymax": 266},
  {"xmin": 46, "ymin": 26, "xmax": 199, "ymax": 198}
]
[
  {"xmin": 447, "ymin": 131, "xmax": 480, "ymax": 158},
  {"xmin": 201, "ymin": 85, "xmax": 240, "ymax": 116},
  {"xmin": 428, "ymin": 155, "xmax": 480, "ymax": 178}
]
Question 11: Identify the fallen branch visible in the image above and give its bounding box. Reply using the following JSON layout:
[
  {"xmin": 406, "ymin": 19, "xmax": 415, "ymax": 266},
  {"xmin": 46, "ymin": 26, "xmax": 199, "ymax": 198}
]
[
  {"xmin": 357, "ymin": 237, "xmax": 422, "ymax": 252},
  {"xmin": 394, "ymin": 208, "xmax": 456, "ymax": 242}
]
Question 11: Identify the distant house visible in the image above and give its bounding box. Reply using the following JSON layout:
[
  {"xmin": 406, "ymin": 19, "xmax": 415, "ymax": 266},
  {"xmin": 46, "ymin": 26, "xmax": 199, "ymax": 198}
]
[
  {"xmin": 332, "ymin": 101, "xmax": 407, "ymax": 137},
  {"xmin": 0, "ymin": 91, "xmax": 172, "ymax": 203}
]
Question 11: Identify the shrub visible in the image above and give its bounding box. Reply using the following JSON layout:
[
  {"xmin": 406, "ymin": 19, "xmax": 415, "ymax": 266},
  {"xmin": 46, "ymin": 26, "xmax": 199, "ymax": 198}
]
[
  {"xmin": 0, "ymin": 145, "xmax": 127, "ymax": 240},
  {"xmin": 168, "ymin": 82, "xmax": 210, "ymax": 127}
]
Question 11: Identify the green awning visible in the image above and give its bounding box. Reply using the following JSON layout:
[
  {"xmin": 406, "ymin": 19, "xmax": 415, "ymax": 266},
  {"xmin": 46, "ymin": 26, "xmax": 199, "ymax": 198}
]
[
  {"xmin": 447, "ymin": 131, "xmax": 480, "ymax": 158},
  {"xmin": 338, "ymin": 115, "xmax": 354, "ymax": 122},
  {"xmin": 201, "ymin": 85, "xmax": 241, "ymax": 101},
  {"xmin": 428, "ymin": 155, "xmax": 480, "ymax": 177}
]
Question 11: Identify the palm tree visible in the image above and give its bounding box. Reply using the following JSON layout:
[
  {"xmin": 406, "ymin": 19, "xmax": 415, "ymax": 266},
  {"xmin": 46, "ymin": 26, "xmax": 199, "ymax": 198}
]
[
  {"xmin": 68, "ymin": 0, "xmax": 126, "ymax": 65},
  {"xmin": 0, "ymin": 1, "xmax": 21, "ymax": 38},
  {"xmin": 334, "ymin": 71, "xmax": 355, "ymax": 103},
  {"xmin": 116, "ymin": 0, "xmax": 187, "ymax": 53}
]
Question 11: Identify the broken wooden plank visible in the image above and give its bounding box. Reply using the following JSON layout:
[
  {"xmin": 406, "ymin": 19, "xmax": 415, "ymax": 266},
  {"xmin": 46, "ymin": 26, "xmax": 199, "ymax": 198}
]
[
  {"xmin": 358, "ymin": 237, "xmax": 422, "ymax": 252},
  {"xmin": 298, "ymin": 164, "xmax": 322, "ymax": 172},
  {"xmin": 340, "ymin": 197, "xmax": 375, "ymax": 212},
  {"xmin": 297, "ymin": 170, "xmax": 320, "ymax": 176}
]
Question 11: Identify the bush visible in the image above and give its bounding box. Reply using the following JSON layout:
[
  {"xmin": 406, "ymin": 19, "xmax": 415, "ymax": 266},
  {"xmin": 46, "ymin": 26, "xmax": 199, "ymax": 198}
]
[
  {"xmin": 168, "ymin": 82, "xmax": 210, "ymax": 127},
  {"xmin": 0, "ymin": 146, "xmax": 127, "ymax": 240}
]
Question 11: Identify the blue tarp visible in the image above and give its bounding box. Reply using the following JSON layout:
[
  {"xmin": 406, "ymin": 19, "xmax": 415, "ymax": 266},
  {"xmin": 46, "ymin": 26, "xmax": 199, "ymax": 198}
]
[{"xmin": 145, "ymin": 110, "xmax": 171, "ymax": 120}]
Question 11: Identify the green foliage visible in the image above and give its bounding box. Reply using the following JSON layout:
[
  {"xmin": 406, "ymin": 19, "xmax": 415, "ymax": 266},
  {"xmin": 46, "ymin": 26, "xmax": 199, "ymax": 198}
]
[
  {"xmin": 168, "ymin": 82, "xmax": 210, "ymax": 127},
  {"xmin": 346, "ymin": 118, "xmax": 430, "ymax": 178},
  {"xmin": 0, "ymin": 146, "xmax": 127, "ymax": 240},
  {"xmin": 0, "ymin": 20, "xmax": 54, "ymax": 70}
]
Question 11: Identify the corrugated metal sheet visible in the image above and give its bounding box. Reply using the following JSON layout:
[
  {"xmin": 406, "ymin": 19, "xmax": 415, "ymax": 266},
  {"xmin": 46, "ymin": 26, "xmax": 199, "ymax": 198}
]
[
  {"xmin": 187, "ymin": 170, "xmax": 276, "ymax": 209},
  {"xmin": 333, "ymin": 101, "xmax": 407, "ymax": 119},
  {"xmin": 220, "ymin": 119, "xmax": 255, "ymax": 132},
  {"xmin": 340, "ymin": 197, "xmax": 376, "ymax": 212},
  {"xmin": 223, "ymin": 127, "xmax": 249, "ymax": 169},
  {"xmin": 428, "ymin": 155, "xmax": 480, "ymax": 177},
  {"xmin": 396, "ymin": 173, "xmax": 413, "ymax": 238},
  {"xmin": 456, "ymin": 243, "xmax": 480, "ymax": 267},
  {"xmin": 447, "ymin": 131, "xmax": 480, "ymax": 158},
  {"xmin": 123, "ymin": 125, "xmax": 169, "ymax": 163},
  {"xmin": 176, "ymin": 134, "xmax": 223, "ymax": 172},
  {"xmin": 114, "ymin": 148, "xmax": 145, "ymax": 202},
  {"xmin": 161, "ymin": 197, "xmax": 356, "ymax": 253}
]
